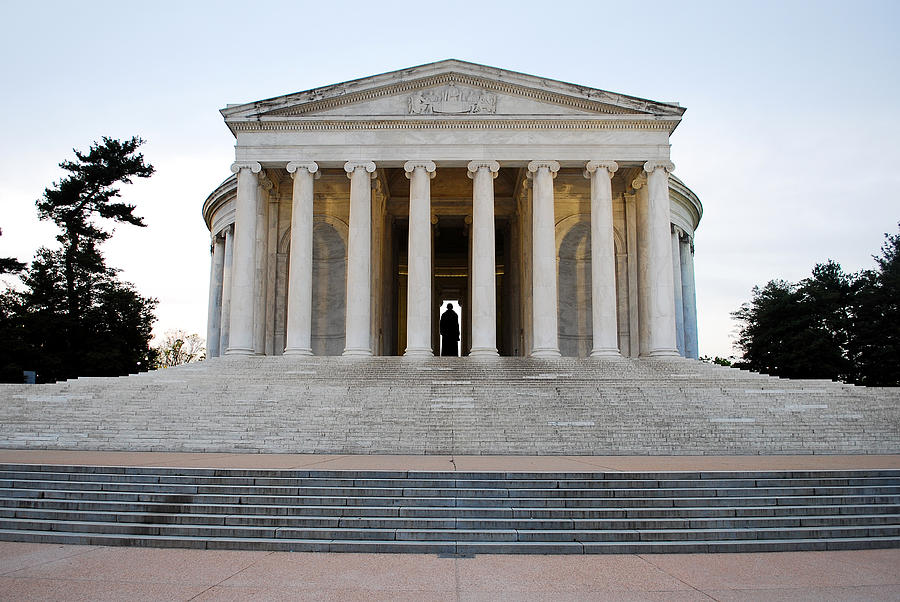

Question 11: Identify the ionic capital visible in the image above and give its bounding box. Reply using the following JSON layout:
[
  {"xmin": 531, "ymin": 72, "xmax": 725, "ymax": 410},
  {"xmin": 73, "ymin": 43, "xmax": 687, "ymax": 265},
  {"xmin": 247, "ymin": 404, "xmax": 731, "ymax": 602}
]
[
  {"xmin": 526, "ymin": 160, "xmax": 560, "ymax": 179},
  {"xmin": 344, "ymin": 161, "xmax": 377, "ymax": 179},
  {"xmin": 286, "ymin": 161, "xmax": 320, "ymax": 180},
  {"xmin": 466, "ymin": 160, "xmax": 500, "ymax": 180},
  {"xmin": 631, "ymin": 174, "xmax": 647, "ymax": 191},
  {"xmin": 403, "ymin": 160, "xmax": 436, "ymax": 179},
  {"xmin": 583, "ymin": 160, "xmax": 618, "ymax": 179},
  {"xmin": 258, "ymin": 171, "xmax": 274, "ymax": 191},
  {"xmin": 230, "ymin": 161, "xmax": 262, "ymax": 175},
  {"xmin": 643, "ymin": 160, "xmax": 675, "ymax": 175}
]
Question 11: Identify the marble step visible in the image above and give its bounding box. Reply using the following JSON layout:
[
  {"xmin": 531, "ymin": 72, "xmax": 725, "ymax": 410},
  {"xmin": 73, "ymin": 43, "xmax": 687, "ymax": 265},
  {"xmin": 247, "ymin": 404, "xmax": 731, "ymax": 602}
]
[{"xmin": 1, "ymin": 528, "xmax": 897, "ymax": 554}]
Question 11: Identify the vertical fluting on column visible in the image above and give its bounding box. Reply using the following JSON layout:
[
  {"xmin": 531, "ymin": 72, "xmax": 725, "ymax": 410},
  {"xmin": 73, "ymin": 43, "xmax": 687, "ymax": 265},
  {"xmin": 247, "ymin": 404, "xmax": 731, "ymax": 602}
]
[
  {"xmin": 527, "ymin": 160, "xmax": 561, "ymax": 357},
  {"xmin": 468, "ymin": 160, "xmax": 501, "ymax": 357},
  {"xmin": 644, "ymin": 160, "xmax": 679, "ymax": 357},
  {"xmin": 265, "ymin": 195, "xmax": 279, "ymax": 356},
  {"xmin": 584, "ymin": 160, "xmax": 620, "ymax": 357},
  {"xmin": 632, "ymin": 176, "xmax": 650, "ymax": 357},
  {"xmin": 283, "ymin": 162, "xmax": 319, "ymax": 356},
  {"xmin": 624, "ymin": 192, "xmax": 640, "ymax": 357},
  {"xmin": 343, "ymin": 161, "xmax": 376, "ymax": 356},
  {"xmin": 671, "ymin": 226, "xmax": 685, "ymax": 356},
  {"xmin": 206, "ymin": 234, "xmax": 226, "ymax": 358},
  {"xmin": 680, "ymin": 234, "xmax": 699, "ymax": 359},
  {"xmin": 403, "ymin": 160, "xmax": 436, "ymax": 357},
  {"xmin": 219, "ymin": 225, "xmax": 234, "ymax": 357},
  {"xmin": 226, "ymin": 161, "xmax": 261, "ymax": 355},
  {"xmin": 253, "ymin": 174, "xmax": 272, "ymax": 355}
]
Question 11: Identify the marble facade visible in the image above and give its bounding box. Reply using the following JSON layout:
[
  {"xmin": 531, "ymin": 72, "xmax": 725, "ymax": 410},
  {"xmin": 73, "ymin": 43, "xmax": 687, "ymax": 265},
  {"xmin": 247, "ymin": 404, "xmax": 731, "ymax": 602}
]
[{"xmin": 202, "ymin": 60, "xmax": 702, "ymax": 359}]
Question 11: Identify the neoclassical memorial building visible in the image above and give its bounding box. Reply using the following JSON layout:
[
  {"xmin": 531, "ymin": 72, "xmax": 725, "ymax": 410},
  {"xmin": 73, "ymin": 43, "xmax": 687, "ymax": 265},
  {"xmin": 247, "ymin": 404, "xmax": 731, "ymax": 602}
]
[{"xmin": 203, "ymin": 60, "xmax": 702, "ymax": 360}]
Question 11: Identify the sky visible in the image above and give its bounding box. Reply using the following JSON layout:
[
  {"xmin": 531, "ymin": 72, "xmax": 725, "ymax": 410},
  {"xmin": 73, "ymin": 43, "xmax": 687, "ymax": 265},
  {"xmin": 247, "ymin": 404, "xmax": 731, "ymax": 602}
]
[{"xmin": 0, "ymin": 0, "xmax": 898, "ymax": 358}]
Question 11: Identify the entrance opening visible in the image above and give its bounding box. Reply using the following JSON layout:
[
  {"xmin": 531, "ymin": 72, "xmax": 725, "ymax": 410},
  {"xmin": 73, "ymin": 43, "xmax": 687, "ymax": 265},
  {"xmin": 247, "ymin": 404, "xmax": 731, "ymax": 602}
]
[{"xmin": 439, "ymin": 299, "xmax": 462, "ymax": 356}]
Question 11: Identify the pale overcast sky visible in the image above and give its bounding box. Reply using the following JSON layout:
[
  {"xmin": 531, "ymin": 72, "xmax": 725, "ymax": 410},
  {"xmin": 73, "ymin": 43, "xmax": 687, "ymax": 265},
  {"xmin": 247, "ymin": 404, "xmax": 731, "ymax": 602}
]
[{"xmin": 1, "ymin": 0, "xmax": 897, "ymax": 358}]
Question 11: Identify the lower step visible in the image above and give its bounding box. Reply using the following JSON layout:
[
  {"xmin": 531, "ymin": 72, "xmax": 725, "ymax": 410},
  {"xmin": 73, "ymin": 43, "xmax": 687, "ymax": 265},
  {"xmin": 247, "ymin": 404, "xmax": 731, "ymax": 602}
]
[{"xmin": 1, "ymin": 529, "xmax": 897, "ymax": 554}]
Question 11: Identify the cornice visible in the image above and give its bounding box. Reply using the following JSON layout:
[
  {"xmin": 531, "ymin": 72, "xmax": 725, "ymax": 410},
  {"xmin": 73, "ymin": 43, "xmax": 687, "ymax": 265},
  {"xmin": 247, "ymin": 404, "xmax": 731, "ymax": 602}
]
[
  {"xmin": 202, "ymin": 174, "xmax": 237, "ymax": 230},
  {"xmin": 228, "ymin": 117, "xmax": 679, "ymax": 134}
]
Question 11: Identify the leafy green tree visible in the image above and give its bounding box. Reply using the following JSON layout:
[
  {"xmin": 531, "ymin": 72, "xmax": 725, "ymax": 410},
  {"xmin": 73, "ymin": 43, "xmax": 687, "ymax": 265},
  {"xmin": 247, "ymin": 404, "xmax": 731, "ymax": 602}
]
[
  {"xmin": 854, "ymin": 226, "xmax": 900, "ymax": 386},
  {"xmin": 733, "ymin": 225, "xmax": 900, "ymax": 386},
  {"xmin": 0, "ymin": 137, "xmax": 157, "ymax": 383},
  {"xmin": 153, "ymin": 330, "xmax": 205, "ymax": 368}
]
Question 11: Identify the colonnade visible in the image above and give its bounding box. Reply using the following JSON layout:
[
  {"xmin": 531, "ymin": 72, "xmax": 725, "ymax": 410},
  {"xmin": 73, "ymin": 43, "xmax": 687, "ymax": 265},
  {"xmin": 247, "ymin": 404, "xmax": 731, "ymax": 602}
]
[{"xmin": 206, "ymin": 159, "xmax": 691, "ymax": 359}]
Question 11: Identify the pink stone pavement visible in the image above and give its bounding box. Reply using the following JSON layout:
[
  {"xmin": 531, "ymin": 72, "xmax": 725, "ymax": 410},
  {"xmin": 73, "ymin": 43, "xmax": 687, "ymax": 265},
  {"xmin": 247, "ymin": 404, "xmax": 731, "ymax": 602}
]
[
  {"xmin": 1, "ymin": 543, "xmax": 898, "ymax": 600},
  {"xmin": 1, "ymin": 450, "xmax": 899, "ymax": 600}
]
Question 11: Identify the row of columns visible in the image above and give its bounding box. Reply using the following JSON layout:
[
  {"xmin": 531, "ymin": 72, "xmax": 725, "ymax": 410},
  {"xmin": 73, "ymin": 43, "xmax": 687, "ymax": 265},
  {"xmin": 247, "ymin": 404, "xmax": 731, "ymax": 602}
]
[{"xmin": 209, "ymin": 159, "xmax": 683, "ymax": 359}]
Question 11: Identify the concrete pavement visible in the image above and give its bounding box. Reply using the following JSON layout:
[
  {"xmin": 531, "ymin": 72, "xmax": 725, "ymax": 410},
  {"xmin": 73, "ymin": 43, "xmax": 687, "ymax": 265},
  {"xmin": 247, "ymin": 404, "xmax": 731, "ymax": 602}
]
[{"xmin": 1, "ymin": 542, "xmax": 898, "ymax": 600}]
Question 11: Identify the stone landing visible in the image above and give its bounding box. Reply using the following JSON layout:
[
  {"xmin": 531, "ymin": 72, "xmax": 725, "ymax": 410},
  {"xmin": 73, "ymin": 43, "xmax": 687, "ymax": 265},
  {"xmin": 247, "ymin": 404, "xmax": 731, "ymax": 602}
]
[{"xmin": 0, "ymin": 357, "xmax": 898, "ymax": 455}]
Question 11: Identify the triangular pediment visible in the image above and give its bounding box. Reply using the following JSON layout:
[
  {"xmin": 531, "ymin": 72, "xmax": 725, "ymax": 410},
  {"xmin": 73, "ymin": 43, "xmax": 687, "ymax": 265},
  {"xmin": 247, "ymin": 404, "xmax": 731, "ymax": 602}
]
[{"xmin": 221, "ymin": 59, "xmax": 684, "ymax": 124}]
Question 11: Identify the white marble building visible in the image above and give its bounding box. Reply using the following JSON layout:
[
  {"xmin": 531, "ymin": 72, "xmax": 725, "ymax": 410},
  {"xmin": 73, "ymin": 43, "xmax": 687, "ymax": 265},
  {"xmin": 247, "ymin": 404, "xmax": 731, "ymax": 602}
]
[{"xmin": 202, "ymin": 60, "xmax": 702, "ymax": 359}]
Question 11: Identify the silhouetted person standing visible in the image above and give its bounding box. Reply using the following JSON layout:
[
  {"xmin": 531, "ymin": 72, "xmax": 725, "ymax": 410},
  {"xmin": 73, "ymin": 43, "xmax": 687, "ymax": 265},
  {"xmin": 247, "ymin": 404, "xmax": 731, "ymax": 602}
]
[{"xmin": 440, "ymin": 303, "xmax": 460, "ymax": 356}]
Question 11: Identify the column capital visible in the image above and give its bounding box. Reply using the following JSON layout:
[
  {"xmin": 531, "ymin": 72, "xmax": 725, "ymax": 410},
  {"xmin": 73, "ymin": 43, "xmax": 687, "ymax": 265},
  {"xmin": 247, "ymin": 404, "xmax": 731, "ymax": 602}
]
[
  {"xmin": 643, "ymin": 159, "xmax": 675, "ymax": 175},
  {"xmin": 286, "ymin": 161, "xmax": 320, "ymax": 179},
  {"xmin": 467, "ymin": 160, "xmax": 500, "ymax": 179},
  {"xmin": 631, "ymin": 174, "xmax": 647, "ymax": 191},
  {"xmin": 231, "ymin": 161, "xmax": 262, "ymax": 175},
  {"xmin": 526, "ymin": 160, "xmax": 560, "ymax": 179},
  {"xmin": 344, "ymin": 161, "xmax": 377, "ymax": 179},
  {"xmin": 583, "ymin": 160, "xmax": 618, "ymax": 179},
  {"xmin": 403, "ymin": 160, "xmax": 436, "ymax": 179},
  {"xmin": 258, "ymin": 171, "xmax": 274, "ymax": 191}
]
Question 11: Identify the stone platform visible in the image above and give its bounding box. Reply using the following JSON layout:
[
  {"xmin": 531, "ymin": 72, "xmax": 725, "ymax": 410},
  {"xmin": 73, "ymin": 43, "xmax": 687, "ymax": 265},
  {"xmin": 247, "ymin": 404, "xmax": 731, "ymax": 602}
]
[{"xmin": 0, "ymin": 357, "xmax": 898, "ymax": 455}]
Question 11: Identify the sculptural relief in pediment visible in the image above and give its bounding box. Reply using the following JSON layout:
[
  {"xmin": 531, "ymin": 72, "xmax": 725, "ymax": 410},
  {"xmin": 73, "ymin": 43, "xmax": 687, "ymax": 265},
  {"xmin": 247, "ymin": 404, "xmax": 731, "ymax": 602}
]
[{"xmin": 407, "ymin": 84, "xmax": 497, "ymax": 115}]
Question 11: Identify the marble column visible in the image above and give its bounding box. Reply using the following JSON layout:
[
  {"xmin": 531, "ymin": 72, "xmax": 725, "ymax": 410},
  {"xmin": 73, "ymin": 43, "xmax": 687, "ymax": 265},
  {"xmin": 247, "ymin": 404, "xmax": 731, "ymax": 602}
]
[
  {"xmin": 253, "ymin": 174, "xmax": 272, "ymax": 355},
  {"xmin": 226, "ymin": 161, "xmax": 261, "ymax": 355},
  {"xmin": 527, "ymin": 160, "xmax": 561, "ymax": 357},
  {"xmin": 343, "ymin": 161, "xmax": 376, "ymax": 356},
  {"xmin": 264, "ymin": 194, "xmax": 279, "ymax": 355},
  {"xmin": 632, "ymin": 176, "xmax": 650, "ymax": 357},
  {"xmin": 206, "ymin": 234, "xmax": 225, "ymax": 359},
  {"xmin": 644, "ymin": 160, "xmax": 679, "ymax": 357},
  {"xmin": 468, "ymin": 160, "xmax": 500, "ymax": 357},
  {"xmin": 624, "ymin": 192, "xmax": 640, "ymax": 357},
  {"xmin": 283, "ymin": 161, "xmax": 319, "ymax": 356},
  {"xmin": 680, "ymin": 234, "xmax": 699, "ymax": 359},
  {"xmin": 584, "ymin": 160, "xmax": 620, "ymax": 357},
  {"xmin": 404, "ymin": 160, "xmax": 436, "ymax": 357},
  {"xmin": 219, "ymin": 225, "xmax": 234, "ymax": 357},
  {"xmin": 671, "ymin": 226, "xmax": 685, "ymax": 356}
]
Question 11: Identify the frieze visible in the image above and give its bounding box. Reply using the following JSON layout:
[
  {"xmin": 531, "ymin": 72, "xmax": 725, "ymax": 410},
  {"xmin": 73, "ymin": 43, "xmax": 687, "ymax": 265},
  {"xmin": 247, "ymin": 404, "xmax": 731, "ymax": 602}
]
[{"xmin": 407, "ymin": 84, "xmax": 497, "ymax": 115}]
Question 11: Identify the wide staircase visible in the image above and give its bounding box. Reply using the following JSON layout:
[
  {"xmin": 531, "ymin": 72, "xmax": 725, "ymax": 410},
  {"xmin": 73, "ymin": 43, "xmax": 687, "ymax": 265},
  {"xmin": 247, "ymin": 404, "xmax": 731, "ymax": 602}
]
[
  {"xmin": 1, "ymin": 356, "xmax": 898, "ymax": 454},
  {"xmin": 1, "ymin": 464, "xmax": 898, "ymax": 553}
]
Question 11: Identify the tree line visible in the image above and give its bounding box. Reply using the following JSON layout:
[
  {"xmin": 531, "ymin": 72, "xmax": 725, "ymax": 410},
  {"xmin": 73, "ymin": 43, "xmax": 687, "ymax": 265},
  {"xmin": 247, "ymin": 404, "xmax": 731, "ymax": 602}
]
[
  {"xmin": 0, "ymin": 137, "xmax": 199, "ymax": 384},
  {"xmin": 732, "ymin": 225, "xmax": 900, "ymax": 386}
]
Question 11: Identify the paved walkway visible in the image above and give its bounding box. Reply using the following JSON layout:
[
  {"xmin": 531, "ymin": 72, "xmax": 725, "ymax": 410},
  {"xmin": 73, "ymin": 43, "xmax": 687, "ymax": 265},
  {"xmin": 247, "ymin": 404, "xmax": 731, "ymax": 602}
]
[
  {"xmin": 1, "ymin": 542, "xmax": 898, "ymax": 600},
  {"xmin": 1, "ymin": 451, "xmax": 899, "ymax": 600}
]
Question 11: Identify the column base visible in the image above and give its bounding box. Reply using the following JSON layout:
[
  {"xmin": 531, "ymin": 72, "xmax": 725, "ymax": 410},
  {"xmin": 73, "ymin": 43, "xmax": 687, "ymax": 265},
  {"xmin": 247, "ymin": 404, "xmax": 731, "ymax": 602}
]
[
  {"xmin": 224, "ymin": 347, "xmax": 255, "ymax": 356},
  {"xmin": 342, "ymin": 348, "xmax": 373, "ymax": 357},
  {"xmin": 590, "ymin": 348, "xmax": 622, "ymax": 358},
  {"xmin": 530, "ymin": 348, "xmax": 561, "ymax": 358},
  {"xmin": 469, "ymin": 348, "xmax": 499, "ymax": 357},
  {"xmin": 283, "ymin": 348, "xmax": 313, "ymax": 356},
  {"xmin": 648, "ymin": 348, "xmax": 681, "ymax": 358},
  {"xmin": 404, "ymin": 348, "xmax": 434, "ymax": 357}
]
